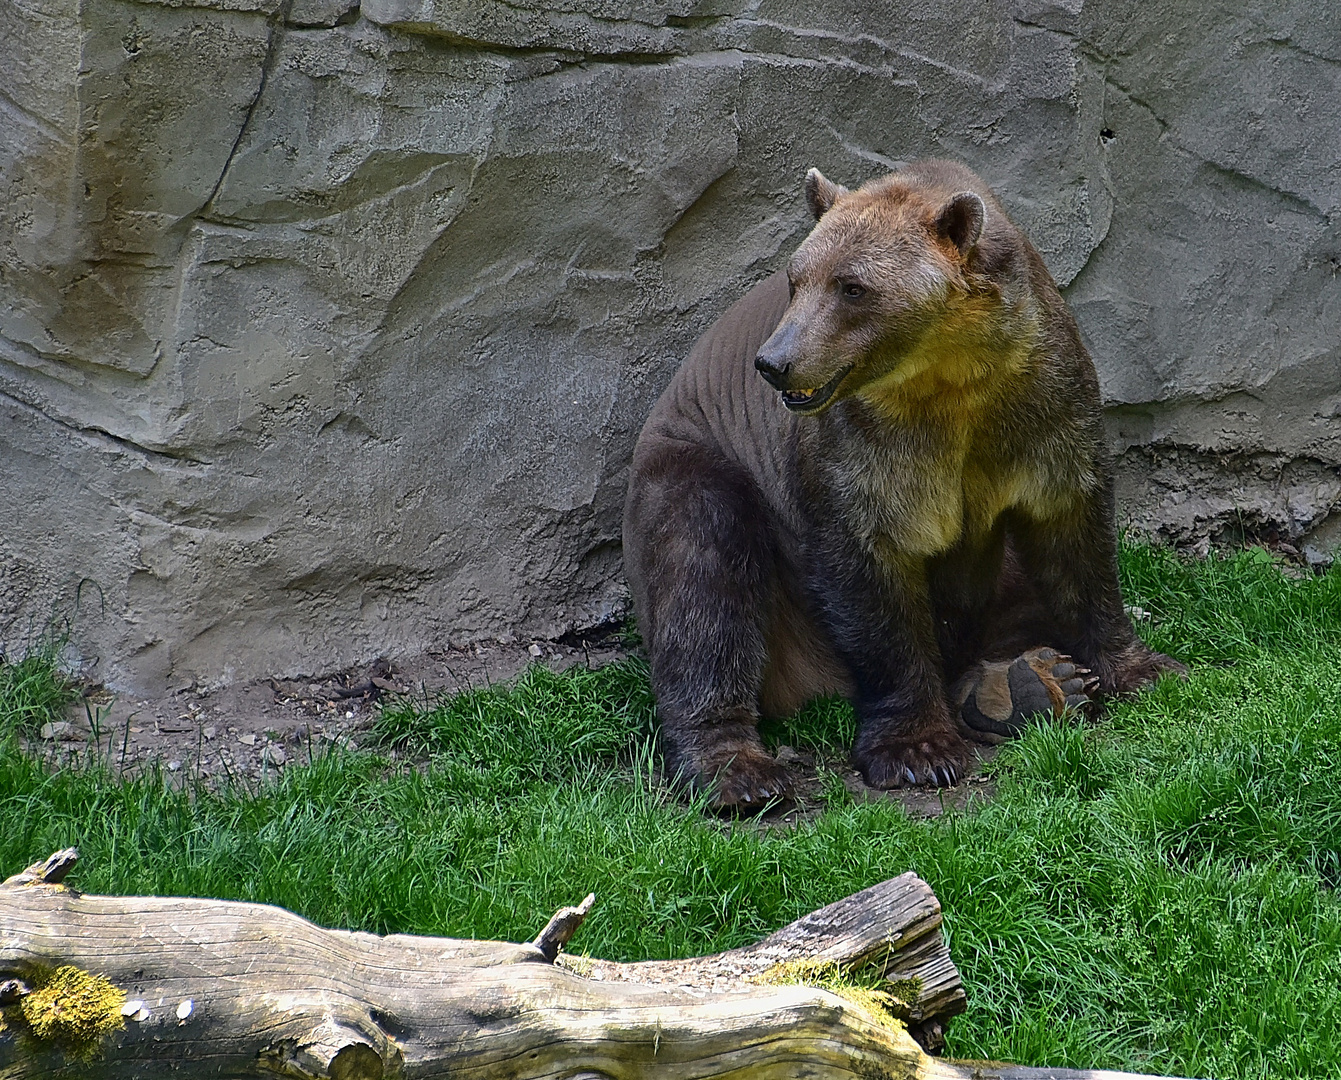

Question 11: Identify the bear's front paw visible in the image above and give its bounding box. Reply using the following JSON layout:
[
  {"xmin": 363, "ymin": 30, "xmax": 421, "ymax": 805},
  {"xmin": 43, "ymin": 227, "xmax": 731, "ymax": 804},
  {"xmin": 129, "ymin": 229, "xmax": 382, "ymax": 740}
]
[
  {"xmin": 704, "ymin": 750, "xmax": 794, "ymax": 812},
  {"xmin": 853, "ymin": 727, "xmax": 975, "ymax": 789},
  {"xmin": 662, "ymin": 720, "xmax": 794, "ymax": 812},
  {"xmin": 673, "ymin": 736, "xmax": 793, "ymax": 812},
  {"xmin": 954, "ymin": 646, "xmax": 1098, "ymax": 743}
]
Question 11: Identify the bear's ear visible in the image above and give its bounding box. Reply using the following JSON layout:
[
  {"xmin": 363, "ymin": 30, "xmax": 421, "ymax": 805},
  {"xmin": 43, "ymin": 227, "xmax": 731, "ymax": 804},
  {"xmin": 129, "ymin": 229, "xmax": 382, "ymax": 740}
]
[
  {"xmin": 936, "ymin": 191, "xmax": 986, "ymax": 255},
  {"xmin": 804, "ymin": 168, "xmax": 849, "ymax": 220}
]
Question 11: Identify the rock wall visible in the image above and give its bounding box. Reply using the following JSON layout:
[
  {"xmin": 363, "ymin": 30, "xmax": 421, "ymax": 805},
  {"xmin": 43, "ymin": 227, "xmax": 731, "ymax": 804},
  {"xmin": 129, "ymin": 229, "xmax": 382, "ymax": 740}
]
[{"xmin": 2, "ymin": 0, "xmax": 1338, "ymax": 691}]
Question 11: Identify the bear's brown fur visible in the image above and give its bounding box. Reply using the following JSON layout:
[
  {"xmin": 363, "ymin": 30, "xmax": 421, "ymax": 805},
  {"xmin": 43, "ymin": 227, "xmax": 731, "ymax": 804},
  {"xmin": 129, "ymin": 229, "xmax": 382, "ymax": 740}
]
[{"xmin": 623, "ymin": 159, "xmax": 1183, "ymax": 808}]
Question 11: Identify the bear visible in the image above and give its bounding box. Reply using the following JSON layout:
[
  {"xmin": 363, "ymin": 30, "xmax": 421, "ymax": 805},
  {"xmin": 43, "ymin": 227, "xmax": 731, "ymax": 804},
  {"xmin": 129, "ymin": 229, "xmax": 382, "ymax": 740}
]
[{"xmin": 623, "ymin": 159, "xmax": 1185, "ymax": 809}]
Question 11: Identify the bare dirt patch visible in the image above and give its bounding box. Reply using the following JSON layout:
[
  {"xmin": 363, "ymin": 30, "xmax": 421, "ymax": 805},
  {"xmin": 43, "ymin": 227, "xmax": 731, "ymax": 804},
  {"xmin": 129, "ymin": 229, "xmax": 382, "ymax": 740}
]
[
  {"xmin": 38, "ymin": 635, "xmax": 624, "ymax": 786},
  {"xmin": 753, "ymin": 744, "xmax": 1000, "ymax": 828},
  {"xmin": 35, "ymin": 632, "xmax": 999, "ymax": 820}
]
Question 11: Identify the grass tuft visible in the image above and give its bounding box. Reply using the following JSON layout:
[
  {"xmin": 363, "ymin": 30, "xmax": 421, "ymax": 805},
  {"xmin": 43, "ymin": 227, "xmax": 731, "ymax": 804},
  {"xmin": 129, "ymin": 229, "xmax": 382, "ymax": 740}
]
[
  {"xmin": 760, "ymin": 694, "xmax": 856, "ymax": 756},
  {"xmin": 0, "ymin": 639, "xmax": 76, "ymax": 736},
  {"xmin": 372, "ymin": 658, "xmax": 655, "ymax": 780}
]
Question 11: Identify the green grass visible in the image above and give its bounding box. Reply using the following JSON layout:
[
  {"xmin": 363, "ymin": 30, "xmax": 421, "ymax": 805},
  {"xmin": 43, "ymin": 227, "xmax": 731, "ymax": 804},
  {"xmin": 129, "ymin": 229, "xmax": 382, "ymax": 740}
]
[
  {"xmin": 2, "ymin": 545, "xmax": 1340, "ymax": 1079},
  {"xmin": 0, "ymin": 637, "xmax": 76, "ymax": 736}
]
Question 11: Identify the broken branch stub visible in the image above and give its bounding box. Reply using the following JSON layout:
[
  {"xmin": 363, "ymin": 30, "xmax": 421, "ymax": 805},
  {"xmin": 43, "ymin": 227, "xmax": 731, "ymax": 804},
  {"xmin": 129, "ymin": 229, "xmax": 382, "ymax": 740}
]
[
  {"xmin": 3, "ymin": 846, "xmax": 78, "ymax": 887},
  {"xmin": 531, "ymin": 890, "xmax": 595, "ymax": 960}
]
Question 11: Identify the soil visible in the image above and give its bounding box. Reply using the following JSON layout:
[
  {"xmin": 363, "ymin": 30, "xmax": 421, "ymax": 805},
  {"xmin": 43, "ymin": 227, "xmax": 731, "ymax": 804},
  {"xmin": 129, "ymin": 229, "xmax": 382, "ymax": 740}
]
[
  {"xmin": 34, "ymin": 630, "xmax": 999, "ymax": 823},
  {"xmin": 759, "ymin": 744, "xmax": 999, "ymax": 827}
]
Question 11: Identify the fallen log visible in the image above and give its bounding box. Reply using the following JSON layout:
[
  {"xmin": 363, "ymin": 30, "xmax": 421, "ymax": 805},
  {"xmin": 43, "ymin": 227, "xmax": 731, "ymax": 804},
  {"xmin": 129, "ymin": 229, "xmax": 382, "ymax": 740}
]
[{"xmin": 0, "ymin": 849, "xmax": 1187, "ymax": 1079}]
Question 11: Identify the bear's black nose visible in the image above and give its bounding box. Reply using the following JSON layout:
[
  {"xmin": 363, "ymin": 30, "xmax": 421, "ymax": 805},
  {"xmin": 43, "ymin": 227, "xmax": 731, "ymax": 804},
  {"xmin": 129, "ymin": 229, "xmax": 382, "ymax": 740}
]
[{"xmin": 755, "ymin": 353, "xmax": 791, "ymax": 389}]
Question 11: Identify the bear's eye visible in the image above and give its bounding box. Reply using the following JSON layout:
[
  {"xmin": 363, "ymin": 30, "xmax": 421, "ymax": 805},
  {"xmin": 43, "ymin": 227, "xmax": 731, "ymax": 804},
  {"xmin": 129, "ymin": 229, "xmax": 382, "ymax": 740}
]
[{"xmin": 841, "ymin": 281, "xmax": 866, "ymax": 300}]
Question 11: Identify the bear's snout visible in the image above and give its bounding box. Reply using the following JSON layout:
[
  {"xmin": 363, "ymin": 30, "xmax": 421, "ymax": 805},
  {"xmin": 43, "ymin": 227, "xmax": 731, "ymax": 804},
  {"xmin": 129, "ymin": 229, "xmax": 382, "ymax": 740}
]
[
  {"xmin": 754, "ymin": 351, "xmax": 791, "ymax": 389},
  {"xmin": 755, "ymin": 321, "xmax": 801, "ymax": 388}
]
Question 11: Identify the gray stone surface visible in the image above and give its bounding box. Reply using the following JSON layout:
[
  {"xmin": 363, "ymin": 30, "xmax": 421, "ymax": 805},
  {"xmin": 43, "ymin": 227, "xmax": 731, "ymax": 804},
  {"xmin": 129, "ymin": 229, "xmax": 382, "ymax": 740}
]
[{"xmin": 2, "ymin": 0, "xmax": 1338, "ymax": 692}]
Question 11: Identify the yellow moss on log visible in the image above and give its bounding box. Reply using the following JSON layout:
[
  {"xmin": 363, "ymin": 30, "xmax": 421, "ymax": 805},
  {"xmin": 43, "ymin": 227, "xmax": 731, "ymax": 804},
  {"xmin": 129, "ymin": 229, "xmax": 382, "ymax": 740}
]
[
  {"xmin": 18, "ymin": 964, "xmax": 125, "ymax": 1057},
  {"xmin": 752, "ymin": 958, "xmax": 916, "ymax": 1030},
  {"xmin": 556, "ymin": 952, "xmax": 596, "ymax": 977}
]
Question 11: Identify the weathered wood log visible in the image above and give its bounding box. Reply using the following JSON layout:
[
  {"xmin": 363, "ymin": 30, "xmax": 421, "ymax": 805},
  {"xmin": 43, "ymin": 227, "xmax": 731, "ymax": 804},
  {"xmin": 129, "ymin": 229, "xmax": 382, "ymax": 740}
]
[{"xmin": 0, "ymin": 850, "xmax": 1189, "ymax": 1080}]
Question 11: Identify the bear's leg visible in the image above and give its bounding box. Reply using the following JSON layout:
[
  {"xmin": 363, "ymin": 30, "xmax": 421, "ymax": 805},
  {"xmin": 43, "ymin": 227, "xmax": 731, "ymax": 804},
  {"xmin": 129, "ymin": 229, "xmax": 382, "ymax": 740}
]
[
  {"xmin": 625, "ymin": 443, "xmax": 792, "ymax": 810},
  {"xmin": 929, "ymin": 536, "xmax": 1096, "ymax": 742},
  {"xmin": 806, "ymin": 533, "xmax": 976, "ymax": 788},
  {"xmin": 927, "ymin": 524, "xmax": 1009, "ymax": 682},
  {"xmin": 1006, "ymin": 482, "xmax": 1186, "ymax": 695}
]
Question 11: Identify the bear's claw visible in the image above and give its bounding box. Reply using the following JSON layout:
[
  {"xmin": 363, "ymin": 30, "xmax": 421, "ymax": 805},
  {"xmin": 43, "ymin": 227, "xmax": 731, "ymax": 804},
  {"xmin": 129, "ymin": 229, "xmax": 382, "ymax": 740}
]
[
  {"xmin": 699, "ymin": 749, "xmax": 793, "ymax": 813},
  {"xmin": 853, "ymin": 727, "xmax": 975, "ymax": 789}
]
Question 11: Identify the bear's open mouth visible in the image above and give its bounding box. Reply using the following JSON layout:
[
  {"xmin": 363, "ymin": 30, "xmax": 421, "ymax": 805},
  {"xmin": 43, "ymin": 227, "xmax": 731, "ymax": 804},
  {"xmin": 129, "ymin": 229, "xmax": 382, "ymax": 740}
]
[{"xmin": 780, "ymin": 366, "xmax": 852, "ymax": 413}]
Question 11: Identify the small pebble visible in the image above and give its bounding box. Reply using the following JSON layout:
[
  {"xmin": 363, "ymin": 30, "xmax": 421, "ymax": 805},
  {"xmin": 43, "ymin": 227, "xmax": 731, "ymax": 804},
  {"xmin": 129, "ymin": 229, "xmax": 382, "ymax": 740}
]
[
  {"xmin": 203, "ymin": 725, "xmax": 217, "ymax": 739},
  {"xmin": 168, "ymin": 760, "xmax": 181, "ymax": 772},
  {"xmin": 345, "ymin": 710, "xmax": 354, "ymax": 720},
  {"xmin": 528, "ymin": 643, "xmax": 543, "ymax": 657}
]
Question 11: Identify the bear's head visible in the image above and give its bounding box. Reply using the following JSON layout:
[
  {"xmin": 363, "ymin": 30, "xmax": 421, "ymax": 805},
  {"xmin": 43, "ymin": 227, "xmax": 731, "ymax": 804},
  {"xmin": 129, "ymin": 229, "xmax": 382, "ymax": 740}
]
[{"xmin": 755, "ymin": 165, "xmax": 1027, "ymax": 417}]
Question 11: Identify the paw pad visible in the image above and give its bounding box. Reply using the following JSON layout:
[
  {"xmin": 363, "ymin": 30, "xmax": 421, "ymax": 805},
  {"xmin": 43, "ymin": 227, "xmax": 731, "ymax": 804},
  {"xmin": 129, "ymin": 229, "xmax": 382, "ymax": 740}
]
[{"xmin": 954, "ymin": 647, "xmax": 1097, "ymax": 739}]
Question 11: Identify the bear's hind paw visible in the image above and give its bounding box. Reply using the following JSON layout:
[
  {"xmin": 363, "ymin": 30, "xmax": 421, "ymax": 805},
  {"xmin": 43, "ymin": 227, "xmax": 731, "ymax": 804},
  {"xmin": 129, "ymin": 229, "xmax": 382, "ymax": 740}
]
[{"xmin": 954, "ymin": 646, "xmax": 1097, "ymax": 743}]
